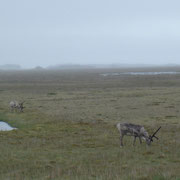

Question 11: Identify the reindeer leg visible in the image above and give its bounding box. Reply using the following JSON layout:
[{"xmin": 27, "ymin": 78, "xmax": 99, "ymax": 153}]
[
  {"xmin": 133, "ymin": 136, "xmax": 137, "ymax": 146},
  {"xmin": 120, "ymin": 135, "xmax": 124, "ymax": 146},
  {"xmin": 139, "ymin": 137, "xmax": 142, "ymax": 144}
]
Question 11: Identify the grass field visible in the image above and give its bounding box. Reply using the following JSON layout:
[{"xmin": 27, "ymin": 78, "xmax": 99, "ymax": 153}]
[{"xmin": 0, "ymin": 67, "xmax": 180, "ymax": 180}]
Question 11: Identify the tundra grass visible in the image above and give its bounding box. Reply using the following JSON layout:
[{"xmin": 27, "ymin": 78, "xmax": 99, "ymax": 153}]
[{"xmin": 0, "ymin": 67, "xmax": 180, "ymax": 179}]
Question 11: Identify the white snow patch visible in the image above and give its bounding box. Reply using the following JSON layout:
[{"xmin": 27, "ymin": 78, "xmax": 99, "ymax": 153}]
[{"xmin": 0, "ymin": 121, "xmax": 17, "ymax": 131}]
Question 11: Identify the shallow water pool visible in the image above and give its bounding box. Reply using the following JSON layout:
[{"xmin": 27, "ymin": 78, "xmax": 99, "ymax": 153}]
[{"xmin": 101, "ymin": 72, "xmax": 180, "ymax": 76}]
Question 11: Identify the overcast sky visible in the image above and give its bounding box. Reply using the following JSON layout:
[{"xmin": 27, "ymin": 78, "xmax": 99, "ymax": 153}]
[{"xmin": 0, "ymin": 0, "xmax": 180, "ymax": 68}]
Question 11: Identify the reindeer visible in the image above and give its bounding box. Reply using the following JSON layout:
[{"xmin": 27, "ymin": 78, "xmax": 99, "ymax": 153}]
[
  {"xmin": 116, "ymin": 122, "xmax": 161, "ymax": 146},
  {"xmin": 9, "ymin": 101, "xmax": 25, "ymax": 112}
]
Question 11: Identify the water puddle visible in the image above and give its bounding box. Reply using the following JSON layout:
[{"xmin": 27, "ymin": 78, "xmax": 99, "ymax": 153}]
[
  {"xmin": 101, "ymin": 72, "xmax": 180, "ymax": 76},
  {"xmin": 0, "ymin": 121, "xmax": 17, "ymax": 131}
]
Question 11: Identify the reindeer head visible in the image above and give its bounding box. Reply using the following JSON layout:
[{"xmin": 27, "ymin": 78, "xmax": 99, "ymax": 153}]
[
  {"xmin": 19, "ymin": 101, "xmax": 25, "ymax": 112},
  {"xmin": 142, "ymin": 131, "xmax": 152, "ymax": 146},
  {"xmin": 142, "ymin": 127, "xmax": 161, "ymax": 145},
  {"xmin": 145, "ymin": 136, "xmax": 152, "ymax": 146}
]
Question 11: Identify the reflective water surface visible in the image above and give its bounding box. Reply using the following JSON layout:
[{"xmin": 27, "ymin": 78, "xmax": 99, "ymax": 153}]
[{"xmin": 101, "ymin": 72, "xmax": 180, "ymax": 76}]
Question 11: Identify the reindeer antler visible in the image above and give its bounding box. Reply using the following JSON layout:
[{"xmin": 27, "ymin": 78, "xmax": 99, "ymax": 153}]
[{"xmin": 150, "ymin": 126, "xmax": 161, "ymax": 142}]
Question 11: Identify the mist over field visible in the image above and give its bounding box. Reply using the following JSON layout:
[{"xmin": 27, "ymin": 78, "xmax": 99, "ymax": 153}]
[{"xmin": 1, "ymin": 63, "xmax": 180, "ymax": 71}]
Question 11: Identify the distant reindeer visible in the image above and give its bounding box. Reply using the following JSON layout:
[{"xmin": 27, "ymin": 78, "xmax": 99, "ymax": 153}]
[
  {"xmin": 9, "ymin": 101, "xmax": 25, "ymax": 112},
  {"xmin": 116, "ymin": 122, "xmax": 161, "ymax": 146}
]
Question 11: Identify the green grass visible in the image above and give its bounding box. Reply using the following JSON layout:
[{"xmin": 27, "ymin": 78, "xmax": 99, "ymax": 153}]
[{"xmin": 0, "ymin": 67, "xmax": 180, "ymax": 179}]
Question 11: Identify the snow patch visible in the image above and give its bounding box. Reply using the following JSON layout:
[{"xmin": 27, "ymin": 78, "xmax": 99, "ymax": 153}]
[{"xmin": 0, "ymin": 122, "xmax": 17, "ymax": 131}]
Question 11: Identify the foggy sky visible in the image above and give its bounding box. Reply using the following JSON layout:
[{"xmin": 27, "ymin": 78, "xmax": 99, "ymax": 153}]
[{"xmin": 0, "ymin": 0, "xmax": 180, "ymax": 68}]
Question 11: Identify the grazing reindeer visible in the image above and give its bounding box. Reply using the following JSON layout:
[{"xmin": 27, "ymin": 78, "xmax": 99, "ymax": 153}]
[
  {"xmin": 9, "ymin": 101, "xmax": 25, "ymax": 112},
  {"xmin": 116, "ymin": 122, "xmax": 161, "ymax": 146}
]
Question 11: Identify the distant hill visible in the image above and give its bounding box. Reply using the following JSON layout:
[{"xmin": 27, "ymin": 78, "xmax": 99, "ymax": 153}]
[
  {"xmin": 47, "ymin": 64, "xmax": 96, "ymax": 70},
  {"xmin": 34, "ymin": 66, "xmax": 44, "ymax": 70},
  {"xmin": 0, "ymin": 64, "xmax": 21, "ymax": 70}
]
